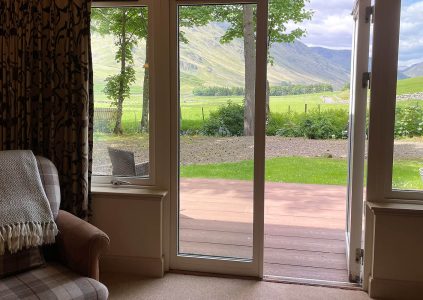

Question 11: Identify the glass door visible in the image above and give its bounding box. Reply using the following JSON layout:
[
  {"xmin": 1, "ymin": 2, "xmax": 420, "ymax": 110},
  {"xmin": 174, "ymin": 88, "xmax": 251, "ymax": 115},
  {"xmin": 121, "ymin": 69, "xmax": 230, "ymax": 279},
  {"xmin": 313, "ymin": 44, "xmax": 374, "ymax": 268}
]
[
  {"xmin": 346, "ymin": 0, "xmax": 371, "ymax": 283},
  {"xmin": 170, "ymin": 0, "xmax": 268, "ymax": 276}
]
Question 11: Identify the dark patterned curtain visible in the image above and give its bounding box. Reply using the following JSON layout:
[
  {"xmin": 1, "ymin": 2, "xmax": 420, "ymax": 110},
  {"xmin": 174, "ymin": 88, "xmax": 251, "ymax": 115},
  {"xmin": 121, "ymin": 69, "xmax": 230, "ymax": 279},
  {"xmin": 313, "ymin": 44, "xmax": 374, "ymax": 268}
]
[{"xmin": 0, "ymin": 0, "xmax": 93, "ymax": 219}]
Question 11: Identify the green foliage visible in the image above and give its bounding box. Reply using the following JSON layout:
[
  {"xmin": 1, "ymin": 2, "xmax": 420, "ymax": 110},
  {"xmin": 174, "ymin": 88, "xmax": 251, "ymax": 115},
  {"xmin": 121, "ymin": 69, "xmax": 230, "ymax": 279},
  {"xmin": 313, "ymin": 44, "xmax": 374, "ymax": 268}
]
[
  {"xmin": 394, "ymin": 103, "xmax": 423, "ymax": 138},
  {"xmin": 269, "ymin": 83, "xmax": 333, "ymax": 96},
  {"xmin": 193, "ymin": 86, "xmax": 245, "ymax": 96},
  {"xmin": 266, "ymin": 109, "xmax": 349, "ymax": 139},
  {"xmin": 192, "ymin": 83, "xmax": 333, "ymax": 97},
  {"xmin": 210, "ymin": 1, "xmax": 312, "ymax": 48},
  {"xmin": 342, "ymin": 82, "xmax": 350, "ymax": 91},
  {"xmin": 92, "ymin": 7, "xmax": 148, "ymax": 134},
  {"xmin": 300, "ymin": 109, "xmax": 348, "ymax": 139},
  {"xmin": 103, "ymin": 67, "xmax": 136, "ymax": 105},
  {"xmin": 203, "ymin": 101, "xmax": 244, "ymax": 136},
  {"xmin": 267, "ymin": 112, "xmax": 302, "ymax": 136}
]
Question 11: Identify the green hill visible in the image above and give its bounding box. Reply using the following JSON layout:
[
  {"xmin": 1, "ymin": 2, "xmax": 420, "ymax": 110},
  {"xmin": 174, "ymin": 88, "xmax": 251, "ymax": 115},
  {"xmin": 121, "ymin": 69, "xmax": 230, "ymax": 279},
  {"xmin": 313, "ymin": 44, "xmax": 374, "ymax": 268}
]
[{"xmin": 91, "ymin": 22, "xmax": 352, "ymax": 99}]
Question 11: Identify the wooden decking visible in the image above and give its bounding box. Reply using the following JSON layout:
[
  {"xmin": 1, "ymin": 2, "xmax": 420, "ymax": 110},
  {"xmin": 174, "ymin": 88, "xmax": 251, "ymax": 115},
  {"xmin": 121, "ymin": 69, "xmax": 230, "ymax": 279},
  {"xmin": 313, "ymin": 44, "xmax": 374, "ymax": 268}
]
[{"xmin": 179, "ymin": 178, "xmax": 348, "ymax": 282}]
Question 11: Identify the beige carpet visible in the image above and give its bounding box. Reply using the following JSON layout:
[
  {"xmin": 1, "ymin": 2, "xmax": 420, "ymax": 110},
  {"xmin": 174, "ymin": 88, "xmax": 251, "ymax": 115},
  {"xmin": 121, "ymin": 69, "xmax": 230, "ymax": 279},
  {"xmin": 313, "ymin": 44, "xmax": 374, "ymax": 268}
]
[{"xmin": 102, "ymin": 273, "xmax": 371, "ymax": 300}]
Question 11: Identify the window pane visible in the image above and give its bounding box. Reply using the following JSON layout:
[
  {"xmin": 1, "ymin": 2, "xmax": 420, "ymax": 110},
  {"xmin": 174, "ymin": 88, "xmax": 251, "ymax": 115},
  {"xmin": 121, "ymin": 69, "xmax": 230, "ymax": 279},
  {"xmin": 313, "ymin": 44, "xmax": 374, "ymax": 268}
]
[
  {"xmin": 177, "ymin": 4, "xmax": 257, "ymax": 259},
  {"xmin": 392, "ymin": 0, "xmax": 423, "ymax": 191},
  {"xmin": 91, "ymin": 7, "xmax": 150, "ymax": 178}
]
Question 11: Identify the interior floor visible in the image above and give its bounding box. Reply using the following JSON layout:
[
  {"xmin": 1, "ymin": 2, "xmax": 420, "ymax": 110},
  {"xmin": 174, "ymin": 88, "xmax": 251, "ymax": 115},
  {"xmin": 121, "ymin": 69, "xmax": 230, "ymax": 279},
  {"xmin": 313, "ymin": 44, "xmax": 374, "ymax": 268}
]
[{"xmin": 101, "ymin": 272, "xmax": 369, "ymax": 300}]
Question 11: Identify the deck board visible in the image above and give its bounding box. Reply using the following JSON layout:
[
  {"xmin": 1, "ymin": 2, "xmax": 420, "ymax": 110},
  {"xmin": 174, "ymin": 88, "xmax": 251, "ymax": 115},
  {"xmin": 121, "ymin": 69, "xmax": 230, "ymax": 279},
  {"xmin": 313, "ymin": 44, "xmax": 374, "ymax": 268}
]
[{"xmin": 179, "ymin": 179, "xmax": 349, "ymax": 282}]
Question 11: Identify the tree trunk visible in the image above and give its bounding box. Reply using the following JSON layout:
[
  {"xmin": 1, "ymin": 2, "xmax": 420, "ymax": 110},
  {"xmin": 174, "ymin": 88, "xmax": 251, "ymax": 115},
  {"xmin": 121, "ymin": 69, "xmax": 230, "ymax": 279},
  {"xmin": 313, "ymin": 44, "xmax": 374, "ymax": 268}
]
[
  {"xmin": 266, "ymin": 79, "xmax": 270, "ymax": 117},
  {"xmin": 114, "ymin": 12, "xmax": 127, "ymax": 135},
  {"xmin": 140, "ymin": 38, "xmax": 149, "ymax": 132},
  {"xmin": 243, "ymin": 5, "xmax": 256, "ymax": 136}
]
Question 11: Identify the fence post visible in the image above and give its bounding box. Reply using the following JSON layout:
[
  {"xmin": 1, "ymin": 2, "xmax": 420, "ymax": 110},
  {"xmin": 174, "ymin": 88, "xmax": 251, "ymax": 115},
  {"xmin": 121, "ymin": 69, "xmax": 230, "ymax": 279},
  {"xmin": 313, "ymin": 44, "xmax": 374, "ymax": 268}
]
[
  {"xmin": 305, "ymin": 103, "xmax": 308, "ymax": 114},
  {"xmin": 202, "ymin": 107, "xmax": 205, "ymax": 122},
  {"xmin": 318, "ymin": 104, "xmax": 321, "ymax": 113},
  {"xmin": 288, "ymin": 105, "xmax": 291, "ymax": 114}
]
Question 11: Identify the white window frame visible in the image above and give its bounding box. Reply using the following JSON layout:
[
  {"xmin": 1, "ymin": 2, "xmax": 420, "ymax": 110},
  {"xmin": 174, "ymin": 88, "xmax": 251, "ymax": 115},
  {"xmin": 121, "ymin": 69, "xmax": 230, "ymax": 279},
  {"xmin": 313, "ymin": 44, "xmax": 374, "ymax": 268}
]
[
  {"xmin": 367, "ymin": 0, "xmax": 423, "ymax": 203},
  {"xmin": 169, "ymin": 0, "xmax": 268, "ymax": 277},
  {"xmin": 91, "ymin": 0, "xmax": 157, "ymax": 186}
]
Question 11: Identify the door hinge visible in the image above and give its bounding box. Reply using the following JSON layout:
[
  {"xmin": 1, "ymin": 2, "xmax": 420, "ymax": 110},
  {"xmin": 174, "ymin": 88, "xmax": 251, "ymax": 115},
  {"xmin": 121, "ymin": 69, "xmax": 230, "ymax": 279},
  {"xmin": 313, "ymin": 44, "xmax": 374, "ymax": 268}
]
[
  {"xmin": 362, "ymin": 72, "xmax": 371, "ymax": 89},
  {"xmin": 356, "ymin": 248, "xmax": 364, "ymax": 265},
  {"xmin": 365, "ymin": 6, "xmax": 374, "ymax": 23}
]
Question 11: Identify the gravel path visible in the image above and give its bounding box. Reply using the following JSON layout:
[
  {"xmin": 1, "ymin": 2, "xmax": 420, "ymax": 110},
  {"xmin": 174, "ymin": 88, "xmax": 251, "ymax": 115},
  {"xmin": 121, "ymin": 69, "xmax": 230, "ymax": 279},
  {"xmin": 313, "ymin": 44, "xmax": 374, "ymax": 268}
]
[{"xmin": 93, "ymin": 136, "xmax": 423, "ymax": 174}]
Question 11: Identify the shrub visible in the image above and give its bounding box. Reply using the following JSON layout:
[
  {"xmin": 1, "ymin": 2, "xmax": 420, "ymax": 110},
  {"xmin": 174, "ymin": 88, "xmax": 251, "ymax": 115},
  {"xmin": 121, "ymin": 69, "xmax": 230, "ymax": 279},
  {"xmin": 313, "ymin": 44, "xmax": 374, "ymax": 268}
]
[
  {"xmin": 181, "ymin": 119, "xmax": 204, "ymax": 135},
  {"xmin": 203, "ymin": 101, "xmax": 244, "ymax": 136},
  {"xmin": 267, "ymin": 112, "xmax": 302, "ymax": 137},
  {"xmin": 300, "ymin": 109, "xmax": 348, "ymax": 139},
  {"xmin": 394, "ymin": 103, "xmax": 423, "ymax": 138},
  {"xmin": 266, "ymin": 109, "xmax": 349, "ymax": 139}
]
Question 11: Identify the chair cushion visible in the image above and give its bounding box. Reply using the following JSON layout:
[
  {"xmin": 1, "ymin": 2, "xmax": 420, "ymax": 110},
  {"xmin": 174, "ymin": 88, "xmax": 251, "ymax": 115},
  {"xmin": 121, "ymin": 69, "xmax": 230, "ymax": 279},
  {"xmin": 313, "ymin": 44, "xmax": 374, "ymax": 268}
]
[
  {"xmin": 36, "ymin": 156, "xmax": 61, "ymax": 219},
  {"xmin": 0, "ymin": 248, "xmax": 45, "ymax": 279},
  {"xmin": 0, "ymin": 263, "xmax": 108, "ymax": 300}
]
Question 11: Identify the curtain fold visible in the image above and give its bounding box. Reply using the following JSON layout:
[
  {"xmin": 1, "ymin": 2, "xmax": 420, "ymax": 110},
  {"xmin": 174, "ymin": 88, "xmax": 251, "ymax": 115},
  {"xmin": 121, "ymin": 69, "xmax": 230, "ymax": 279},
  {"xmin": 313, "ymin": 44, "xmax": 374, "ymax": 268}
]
[{"xmin": 0, "ymin": 0, "xmax": 93, "ymax": 219}]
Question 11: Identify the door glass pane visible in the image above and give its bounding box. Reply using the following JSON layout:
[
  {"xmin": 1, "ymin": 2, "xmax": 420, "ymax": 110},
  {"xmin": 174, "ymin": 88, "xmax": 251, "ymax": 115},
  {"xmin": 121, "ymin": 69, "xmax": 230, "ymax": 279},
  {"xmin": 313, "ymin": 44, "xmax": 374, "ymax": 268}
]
[
  {"xmin": 178, "ymin": 4, "xmax": 257, "ymax": 259},
  {"xmin": 91, "ymin": 7, "xmax": 150, "ymax": 178},
  {"xmin": 392, "ymin": 0, "xmax": 423, "ymax": 191}
]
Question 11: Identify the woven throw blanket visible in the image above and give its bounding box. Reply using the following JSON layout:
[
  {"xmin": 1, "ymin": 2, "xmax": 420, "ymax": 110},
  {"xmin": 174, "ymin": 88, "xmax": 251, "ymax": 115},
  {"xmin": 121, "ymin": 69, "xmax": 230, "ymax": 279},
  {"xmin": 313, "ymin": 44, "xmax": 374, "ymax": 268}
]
[{"xmin": 0, "ymin": 150, "xmax": 58, "ymax": 255}]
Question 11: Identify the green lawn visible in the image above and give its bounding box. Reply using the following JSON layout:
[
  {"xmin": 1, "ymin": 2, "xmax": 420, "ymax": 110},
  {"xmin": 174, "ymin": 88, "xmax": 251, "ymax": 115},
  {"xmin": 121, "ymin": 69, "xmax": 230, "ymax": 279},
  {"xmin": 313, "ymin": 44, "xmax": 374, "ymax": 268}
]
[{"xmin": 180, "ymin": 156, "xmax": 423, "ymax": 189}]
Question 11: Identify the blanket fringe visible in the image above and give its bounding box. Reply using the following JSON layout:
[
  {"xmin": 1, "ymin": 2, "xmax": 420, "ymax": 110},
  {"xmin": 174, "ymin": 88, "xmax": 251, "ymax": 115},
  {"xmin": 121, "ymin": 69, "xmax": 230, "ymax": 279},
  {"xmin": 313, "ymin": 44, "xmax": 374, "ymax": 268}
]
[{"xmin": 0, "ymin": 221, "xmax": 58, "ymax": 255}]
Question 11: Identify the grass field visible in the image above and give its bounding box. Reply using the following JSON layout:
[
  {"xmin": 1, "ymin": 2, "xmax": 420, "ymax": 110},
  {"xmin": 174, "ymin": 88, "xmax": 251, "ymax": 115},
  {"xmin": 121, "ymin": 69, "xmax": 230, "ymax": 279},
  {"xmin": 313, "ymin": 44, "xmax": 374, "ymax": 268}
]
[
  {"xmin": 93, "ymin": 76, "xmax": 423, "ymax": 132},
  {"xmin": 180, "ymin": 157, "xmax": 423, "ymax": 189}
]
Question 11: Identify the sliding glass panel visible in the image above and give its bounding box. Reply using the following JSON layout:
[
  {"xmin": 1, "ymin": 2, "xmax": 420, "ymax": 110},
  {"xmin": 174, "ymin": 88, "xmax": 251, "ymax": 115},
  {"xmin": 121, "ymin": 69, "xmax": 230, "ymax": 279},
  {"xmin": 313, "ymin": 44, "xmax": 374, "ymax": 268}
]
[
  {"xmin": 91, "ymin": 7, "xmax": 150, "ymax": 178},
  {"xmin": 178, "ymin": 4, "xmax": 257, "ymax": 259},
  {"xmin": 391, "ymin": 0, "xmax": 423, "ymax": 191}
]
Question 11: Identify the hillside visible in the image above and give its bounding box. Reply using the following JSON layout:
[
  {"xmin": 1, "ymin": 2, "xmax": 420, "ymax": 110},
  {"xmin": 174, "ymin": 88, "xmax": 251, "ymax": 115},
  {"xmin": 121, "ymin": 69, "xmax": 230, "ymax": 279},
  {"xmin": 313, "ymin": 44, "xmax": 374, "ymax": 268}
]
[
  {"xmin": 403, "ymin": 62, "xmax": 423, "ymax": 78},
  {"xmin": 92, "ymin": 22, "xmax": 354, "ymax": 96},
  {"xmin": 179, "ymin": 23, "xmax": 351, "ymax": 94}
]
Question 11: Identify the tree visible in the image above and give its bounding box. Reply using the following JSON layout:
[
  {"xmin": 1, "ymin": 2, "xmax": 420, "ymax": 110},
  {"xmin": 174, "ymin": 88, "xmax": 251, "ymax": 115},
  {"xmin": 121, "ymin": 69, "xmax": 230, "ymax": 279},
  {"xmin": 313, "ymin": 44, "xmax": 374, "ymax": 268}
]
[
  {"xmin": 211, "ymin": 1, "xmax": 312, "ymax": 135},
  {"xmin": 92, "ymin": 7, "xmax": 213, "ymax": 134},
  {"xmin": 92, "ymin": 8, "xmax": 148, "ymax": 134}
]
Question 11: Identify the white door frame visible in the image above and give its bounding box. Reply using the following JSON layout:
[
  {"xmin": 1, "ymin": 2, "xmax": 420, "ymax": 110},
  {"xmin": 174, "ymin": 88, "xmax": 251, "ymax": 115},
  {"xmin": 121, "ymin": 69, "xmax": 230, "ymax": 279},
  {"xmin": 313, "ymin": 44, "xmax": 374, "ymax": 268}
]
[
  {"xmin": 169, "ymin": 0, "xmax": 268, "ymax": 277},
  {"xmin": 346, "ymin": 0, "xmax": 371, "ymax": 283}
]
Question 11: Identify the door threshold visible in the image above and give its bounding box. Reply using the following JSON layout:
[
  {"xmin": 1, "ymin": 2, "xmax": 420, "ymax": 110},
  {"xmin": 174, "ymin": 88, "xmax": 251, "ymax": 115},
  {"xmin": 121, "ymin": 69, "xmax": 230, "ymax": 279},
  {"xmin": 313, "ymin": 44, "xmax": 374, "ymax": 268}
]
[{"xmin": 263, "ymin": 275, "xmax": 362, "ymax": 290}]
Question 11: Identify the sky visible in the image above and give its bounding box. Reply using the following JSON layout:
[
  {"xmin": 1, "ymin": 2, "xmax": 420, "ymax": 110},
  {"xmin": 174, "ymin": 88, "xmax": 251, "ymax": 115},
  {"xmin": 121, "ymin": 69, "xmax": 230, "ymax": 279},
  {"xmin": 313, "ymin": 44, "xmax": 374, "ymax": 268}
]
[{"xmin": 294, "ymin": 0, "xmax": 423, "ymax": 67}]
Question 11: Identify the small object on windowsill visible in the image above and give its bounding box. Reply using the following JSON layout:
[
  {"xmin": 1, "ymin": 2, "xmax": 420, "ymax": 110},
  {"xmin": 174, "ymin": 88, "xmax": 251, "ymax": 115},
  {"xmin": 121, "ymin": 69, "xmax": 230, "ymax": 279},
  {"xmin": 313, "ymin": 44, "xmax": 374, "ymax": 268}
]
[{"xmin": 111, "ymin": 178, "xmax": 132, "ymax": 186}]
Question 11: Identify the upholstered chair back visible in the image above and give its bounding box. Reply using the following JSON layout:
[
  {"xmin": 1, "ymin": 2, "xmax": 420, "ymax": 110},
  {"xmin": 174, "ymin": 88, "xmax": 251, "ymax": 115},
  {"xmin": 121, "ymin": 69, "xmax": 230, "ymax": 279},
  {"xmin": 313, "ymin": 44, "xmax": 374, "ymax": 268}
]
[{"xmin": 35, "ymin": 156, "xmax": 60, "ymax": 219}]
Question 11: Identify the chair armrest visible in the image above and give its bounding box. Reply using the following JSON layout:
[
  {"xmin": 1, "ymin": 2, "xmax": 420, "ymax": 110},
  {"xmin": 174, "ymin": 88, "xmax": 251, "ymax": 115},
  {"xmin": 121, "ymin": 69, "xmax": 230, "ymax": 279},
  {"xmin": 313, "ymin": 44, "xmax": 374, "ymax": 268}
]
[{"xmin": 55, "ymin": 210, "xmax": 110, "ymax": 280}]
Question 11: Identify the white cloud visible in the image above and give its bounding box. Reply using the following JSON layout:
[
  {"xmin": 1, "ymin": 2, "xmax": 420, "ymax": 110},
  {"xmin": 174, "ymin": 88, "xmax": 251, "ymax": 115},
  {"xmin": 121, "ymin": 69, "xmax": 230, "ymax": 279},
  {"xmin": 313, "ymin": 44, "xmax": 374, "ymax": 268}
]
[
  {"xmin": 294, "ymin": 0, "xmax": 355, "ymax": 49},
  {"xmin": 398, "ymin": 1, "xmax": 423, "ymax": 66},
  {"xmin": 294, "ymin": 0, "xmax": 423, "ymax": 67}
]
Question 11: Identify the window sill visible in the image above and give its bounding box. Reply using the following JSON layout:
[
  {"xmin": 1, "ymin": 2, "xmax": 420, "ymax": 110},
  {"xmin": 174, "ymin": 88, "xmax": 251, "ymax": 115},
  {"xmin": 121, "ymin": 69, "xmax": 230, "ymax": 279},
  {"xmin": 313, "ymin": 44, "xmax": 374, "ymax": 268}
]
[
  {"xmin": 367, "ymin": 201, "xmax": 423, "ymax": 216},
  {"xmin": 91, "ymin": 184, "xmax": 167, "ymax": 200}
]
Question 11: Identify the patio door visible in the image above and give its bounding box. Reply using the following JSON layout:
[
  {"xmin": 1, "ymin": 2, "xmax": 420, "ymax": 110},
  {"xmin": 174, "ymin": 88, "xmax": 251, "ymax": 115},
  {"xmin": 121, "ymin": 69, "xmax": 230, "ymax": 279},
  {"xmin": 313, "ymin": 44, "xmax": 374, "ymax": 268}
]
[
  {"xmin": 170, "ymin": 0, "xmax": 268, "ymax": 276},
  {"xmin": 345, "ymin": 0, "xmax": 372, "ymax": 283}
]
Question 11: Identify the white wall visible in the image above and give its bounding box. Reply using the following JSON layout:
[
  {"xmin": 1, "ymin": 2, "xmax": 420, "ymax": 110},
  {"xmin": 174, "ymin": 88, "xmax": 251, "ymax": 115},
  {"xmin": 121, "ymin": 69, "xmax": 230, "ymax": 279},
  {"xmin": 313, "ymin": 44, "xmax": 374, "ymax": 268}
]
[
  {"xmin": 91, "ymin": 187, "xmax": 167, "ymax": 277},
  {"xmin": 365, "ymin": 202, "xmax": 423, "ymax": 299}
]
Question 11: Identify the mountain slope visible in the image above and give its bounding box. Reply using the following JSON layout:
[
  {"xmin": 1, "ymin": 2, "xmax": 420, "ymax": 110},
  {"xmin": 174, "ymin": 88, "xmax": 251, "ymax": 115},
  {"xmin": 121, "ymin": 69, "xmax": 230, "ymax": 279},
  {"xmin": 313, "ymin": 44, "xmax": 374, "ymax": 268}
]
[
  {"xmin": 92, "ymin": 22, "xmax": 352, "ymax": 96},
  {"xmin": 403, "ymin": 62, "xmax": 423, "ymax": 78},
  {"xmin": 309, "ymin": 47, "xmax": 351, "ymax": 71},
  {"xmin": 179, "ymin": 23, "xmax": 351, "ymax": 94}
]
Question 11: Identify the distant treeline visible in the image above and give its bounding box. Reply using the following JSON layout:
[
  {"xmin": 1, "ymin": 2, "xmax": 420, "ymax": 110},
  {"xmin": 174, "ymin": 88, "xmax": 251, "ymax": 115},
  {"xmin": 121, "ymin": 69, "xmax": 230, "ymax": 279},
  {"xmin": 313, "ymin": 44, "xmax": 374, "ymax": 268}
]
[
  {"xmin": 269, "ymin": 84, "xmax": 333, "ymax": 96},
  {"xmin": 193, "ymin": 83, "xmax": 333, "ymax": 97},
  {"xmin": 193, "ymin": 86, "xmax": 245, "ymax": 96}
]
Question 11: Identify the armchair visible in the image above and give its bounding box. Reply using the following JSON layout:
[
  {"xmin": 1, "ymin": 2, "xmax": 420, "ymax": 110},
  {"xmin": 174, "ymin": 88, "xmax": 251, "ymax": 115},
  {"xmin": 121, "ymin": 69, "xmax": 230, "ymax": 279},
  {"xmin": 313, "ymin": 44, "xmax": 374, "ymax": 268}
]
[{"xmin": 0, "ymin": 157, "xmax": 110, "ymax": 299}]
